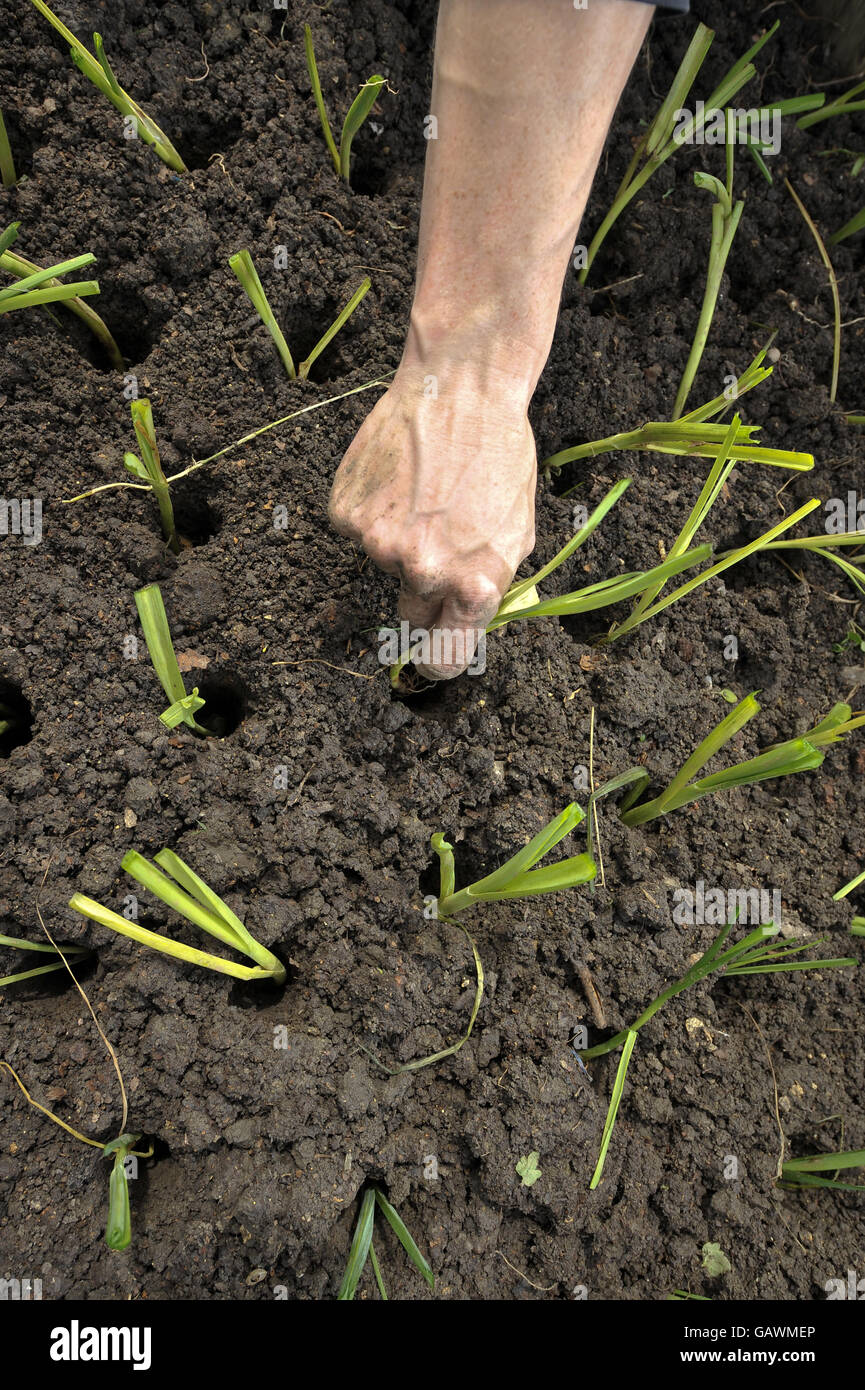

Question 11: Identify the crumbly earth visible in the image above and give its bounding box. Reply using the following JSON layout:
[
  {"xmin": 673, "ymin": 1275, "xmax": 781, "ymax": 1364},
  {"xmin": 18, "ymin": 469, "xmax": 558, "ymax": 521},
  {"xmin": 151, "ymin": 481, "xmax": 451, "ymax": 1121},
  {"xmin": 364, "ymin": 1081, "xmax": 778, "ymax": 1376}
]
[{"xmin": 0, "ymin": 0, "xmax": 863, "ymax": 1301}]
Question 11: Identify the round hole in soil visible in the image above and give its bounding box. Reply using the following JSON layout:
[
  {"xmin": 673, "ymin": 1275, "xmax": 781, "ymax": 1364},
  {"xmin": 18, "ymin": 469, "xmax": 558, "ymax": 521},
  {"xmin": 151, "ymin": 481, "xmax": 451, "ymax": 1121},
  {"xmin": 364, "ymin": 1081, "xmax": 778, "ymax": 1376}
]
[
  {"xmin": 348, "ymin": 154, "xmax": 392, "ymax": 197},
  {"xmin": 389, "ymin": 665, "xmax": 450, "ymax": 711},
  {"xmin": 0, "ymin": 937, "xmax": 97, "ymax": 995},
  {"xmin": 286, "ymin": 307, "xmax": 353, "ymax": 385},
  {"xmin": 173, "ymin": 487, "xmax": 220, "ymax": 548},
  {"xmin": 79, "ymin": 287, "xmax": 172, "ymax": 372},
  {"xmin": 228, "ymin": 948, "xmax": 294, "ymax": 1010},
  {"xmin": 196, "ymin": 670, "xmax": 248, "ymax": 737},
  {"xmin": 546, "ymin": 460, "xmax": 588, "ymax": 499},
  {"xmin": 2, "ymin": 115, "xmax": 37, "ymax": 181},
  {"xmin": 710, "ymin": 529, "xmax": 762, "ymax": 593},
  {"xmin": 180, "ymin": 117, "xmax": 244, "ymax": 172},
  {"xmin": 418, "ymin": 855, "xmax": 443, "ymax": 901},
  {"xmin": 0, "ymin": 682, "xmax": 33, "ymax": 756},
  {"xmin": 558, "ymin": 612, "xmax": 606, "ymax": 646},
  {"xmin": 356, "ymin": 1175, "xmax": 389, "ymax": 1199},
  {"xmin": 146, "ymin": 1134, "xmax": 172, "ymax": 1165},
  {"xmin": 268, "ymin": 11, "xmax": 295, "ymax": 39}
]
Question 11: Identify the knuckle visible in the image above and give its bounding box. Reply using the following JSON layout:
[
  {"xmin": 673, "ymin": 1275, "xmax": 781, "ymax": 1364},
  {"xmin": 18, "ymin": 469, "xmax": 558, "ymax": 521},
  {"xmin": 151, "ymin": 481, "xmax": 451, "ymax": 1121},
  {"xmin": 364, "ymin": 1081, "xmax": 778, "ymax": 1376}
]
[
  {"xmin": 452, "ymin": 572, "xmax": 501, "ymax": 619},
  {"xmin": 362, "ymin": 523, "xmax": 402, "ymax": 574}
]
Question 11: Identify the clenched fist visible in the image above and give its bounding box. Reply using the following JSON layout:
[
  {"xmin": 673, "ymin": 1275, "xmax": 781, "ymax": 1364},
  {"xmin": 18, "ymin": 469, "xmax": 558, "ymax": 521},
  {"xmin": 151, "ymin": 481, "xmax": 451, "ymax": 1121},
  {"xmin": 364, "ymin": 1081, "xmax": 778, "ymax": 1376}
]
[{"xmin": 329, "ymin": 322, "xmax": 537, "ymax": 678}]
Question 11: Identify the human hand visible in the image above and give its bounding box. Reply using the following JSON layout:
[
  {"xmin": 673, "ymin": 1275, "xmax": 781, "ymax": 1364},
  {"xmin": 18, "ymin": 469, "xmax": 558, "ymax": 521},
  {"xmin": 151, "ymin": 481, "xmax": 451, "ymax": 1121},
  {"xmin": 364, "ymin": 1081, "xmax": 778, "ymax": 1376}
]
[{"xmin": 329, "ymin": 324, "xmax": 537, "ymax": 679}]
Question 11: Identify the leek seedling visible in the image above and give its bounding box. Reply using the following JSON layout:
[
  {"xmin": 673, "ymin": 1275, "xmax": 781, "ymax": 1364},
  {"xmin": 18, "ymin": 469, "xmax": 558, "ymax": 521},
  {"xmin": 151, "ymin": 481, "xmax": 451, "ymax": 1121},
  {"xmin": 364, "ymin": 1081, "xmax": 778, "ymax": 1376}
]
[
  {"xmin": 583, "ymin": 920, "xmax": 856, "ymax": 1187},
  {"xmin": 29, "ymin": 0, "xmax": 186, "ymax": 172},
  {"xmin": 798, "ymin": 78, "xmax": 865, "ymax": 130},
  {"xmin": 835, "ymin": 865, "xmax": 865, "ymax": 937},
  {"xmin": 550, "ymin": 346, "xmax": 813, "ymax": 622},
  {"xmin": 543, "ymin": 342, "xmax": 813, "ymax": 475},
  {"xmin": 62, "ymin": 377, "xmax": 394, "ymax": 505},
  {"xmin": 606, "ymin": 412, "xmax": 820, "ymax": 641},
  {"xmin": 748, "ymin": 531, "xmax": 865, "ymax": 599},
  {"xmin": 434, "ymin": 802, "xmax": 596, "ymax": 919},
  {"xmin": 0, "ymin": 226, "xmax": 123, "ymax": 368},
  {"xmin": 779, "ymin": 1151, "xmax": 865, "ymax": 1193},
  {"xmin": 544, "ymin": 417, "xmax": 813, "ymax": 476},
  {"xmin": 577, "ymin": 22, "xmax": 816, "ymax": 282},
  {"xmin": 583, "ymin": 921, "xmax": 856, "ymax": 1064},
  {"xmin": 834, "ymin": 866, "xmax": 865, "ymax": 901},
  {"xmin": 229, "ymin": 249, "xmax": 370, "ymax": 379},
  {"xmin": 134, "ymin": 584, "xmax": 209, "ymax": 735},
  {"xmin": 338, "ymin": 1187, "xmax": 434, "ymax": 1300},
  {"xmin": 102, "ymin": 1134, "xmax": 143, "ymax": 1249},
  {"xmin": 378, "ymin": 805, "xmax": 594, "ymax": 1074},
  {"xmin": 830, "ymin": 204, "xmax": 865, "ymax": 245},
  {"xmin": 673, "ymin": 145, "xmax": 744, "ymax": 419},
  {"xmin": 1, "ymin": 1062, "xmax": 152, "ymax": 1250},
  {"xmin": 304, "ymin": 24, "xmax": 385, "ymax": 183},
  {"xmin": 589, "ymin": 1031, "xmax": 636, "ymax": 1189},
  {"xmin": 124, "ymin": 399, "xmax": 178, "ymax": 553},
  {"xmin": 0, "ymin": 109, "xmax": 16, "ymax": 187},
  {"xmin": 390, "ymin": 479, "xmax": 712, "ymax": 686},
  {"xmin": 0, "ymin": 933, "xmax": 89, "ymax": 987},
  {"xmin": 69, "ymin": 848, "xmax": 286, "ymax": 984},
  {"xmin": 0, "ymin": 221, "xmax": 99, "ymax": 314},
  {"xmin": 1, "ymin": 888, "xmax": 151, "ymax": 1251},
  {"xmin": 607, "ymin": 494, "xmax": 822, "ymax": 643},
  {"xmin": 587, "ymin": 695, "xmax": 865, "ymax": 834},
  {"xmin": 743, "ymin": 97, "xmax": 827, "ymax": 184},
  {"xmin": 487, "ymin": 479, "xmax": 710, "ymax": 631},
  {"xmin": 392, "ymin": 452, "xmax": 780, "ymax": 682}
]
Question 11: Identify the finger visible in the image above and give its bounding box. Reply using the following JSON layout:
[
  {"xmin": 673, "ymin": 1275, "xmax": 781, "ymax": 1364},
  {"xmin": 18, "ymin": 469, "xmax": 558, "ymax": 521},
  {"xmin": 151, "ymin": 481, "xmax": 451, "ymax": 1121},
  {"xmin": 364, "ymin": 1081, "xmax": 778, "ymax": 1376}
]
[
  {"xmin": 412, "ymin": 617, "xmax": 489, "ymax": 680},
  {"xmin": 398, "ymin": 584, "xmax": 443, "ymax": 634},
  {"xmin": 413, "ymin": 575, "xmax": 503, "ymax": 681}
]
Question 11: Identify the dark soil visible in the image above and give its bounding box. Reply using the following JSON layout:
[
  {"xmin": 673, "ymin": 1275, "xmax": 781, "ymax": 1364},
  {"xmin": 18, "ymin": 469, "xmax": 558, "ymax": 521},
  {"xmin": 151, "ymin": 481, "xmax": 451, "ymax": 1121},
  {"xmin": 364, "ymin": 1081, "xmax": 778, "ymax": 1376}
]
[{"xmin": 1, "ymin": 0, "xmax": 863, "ymax": 1301}]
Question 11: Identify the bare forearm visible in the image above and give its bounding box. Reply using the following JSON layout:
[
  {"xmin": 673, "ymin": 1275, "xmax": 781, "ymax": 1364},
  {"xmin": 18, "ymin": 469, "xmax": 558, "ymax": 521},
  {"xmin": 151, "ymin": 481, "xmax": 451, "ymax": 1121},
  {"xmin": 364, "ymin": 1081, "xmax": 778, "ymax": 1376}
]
[{"xmin": 411, "ymin": 0, "xmax": 653, "ymax": 389}]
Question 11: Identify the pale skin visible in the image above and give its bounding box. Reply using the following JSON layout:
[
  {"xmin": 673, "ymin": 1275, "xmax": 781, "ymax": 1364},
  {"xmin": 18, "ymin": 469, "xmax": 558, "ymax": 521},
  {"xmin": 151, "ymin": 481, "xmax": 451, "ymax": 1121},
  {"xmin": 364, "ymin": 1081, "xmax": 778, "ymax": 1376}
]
[{"xmin": 329, "ymin": 0, "xmax": 654, "ymax": 677}]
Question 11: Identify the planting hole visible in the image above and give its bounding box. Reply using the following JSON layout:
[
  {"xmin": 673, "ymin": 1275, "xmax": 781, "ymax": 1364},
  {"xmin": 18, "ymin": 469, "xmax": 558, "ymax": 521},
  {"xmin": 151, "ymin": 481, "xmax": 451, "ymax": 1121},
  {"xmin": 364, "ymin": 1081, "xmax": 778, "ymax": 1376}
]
[
  {"xmin": 146, "ymin": 1134, "xmax": 171, "ymax": 1165},
  {"xmin": 559, "ymin": 613, "xmax": 601, "ymax": 646},
  {"xmin": 173, "ymin": 487, "xmax": 220, "ymax": 548},
  {"xmin": 3, "ymin": 115, "xmax": 37, "ymax": 180},
  {"xmin": 356, "ymin": 1175, "xmax": 389, "ymax": 1201},
  {"xmin": 268, "ymin": 12, "xmax": 296, "ymax": 40},
  {"xmin": 196, "ymin": 670, "xmax": 247, "ymax": 737},
  {"xmin": 0, "ymin": 932, "xmax": 97, "ymax": 995},
  {"xmin": 288, "ymin": 304, "xmax": 355, "ymax": 384},
  {"xmin": 712, "ymin": 529, "xmax": 764, "ymax": 593},
  {"xmin": 349, "ymin": 152, "xmax": 392, "ymax": 197},
  {"xmin": 0, "ymin": 682, "xmax": 33, "ymax": 756},
  {"xmin": 547, "ymin": 462, "xmax": 585, "ymax": 498},
  {"xmin": 389, "ymin": 669, "xmax": 452, "ymax": 714},
  {"xmin": 181, "ymin": 117, "xmax": 243, "ymax": 172},
  {"xmin": 80, "ymin": 286, "xmax": 171, "ymax": 371},
  {"xmin": 418, "ymin": 856, "xmax": 442, "ymax": 901},
  {"xmin": 228, "ymin": 948, "xmax": 294, "ymax": 1010}
]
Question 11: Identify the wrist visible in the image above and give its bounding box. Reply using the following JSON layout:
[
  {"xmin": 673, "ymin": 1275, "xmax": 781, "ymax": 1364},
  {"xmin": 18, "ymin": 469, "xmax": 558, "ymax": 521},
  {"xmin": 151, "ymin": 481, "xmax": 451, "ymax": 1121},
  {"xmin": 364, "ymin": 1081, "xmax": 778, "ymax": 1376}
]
[{"xmin": 400, "ymin": 300, "xmax": 548, "ymax": 407}]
